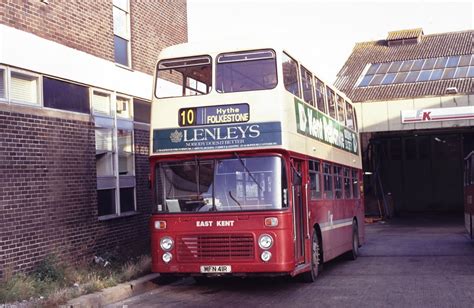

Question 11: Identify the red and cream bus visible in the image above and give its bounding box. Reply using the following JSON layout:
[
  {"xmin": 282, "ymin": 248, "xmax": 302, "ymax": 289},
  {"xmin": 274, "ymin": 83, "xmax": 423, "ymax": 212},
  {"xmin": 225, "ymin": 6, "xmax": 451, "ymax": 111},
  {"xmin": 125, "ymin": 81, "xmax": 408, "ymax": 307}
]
[
  {"xmin": 464, "ymin": 151, "xmax": 474, "ymax": 239},
  {"xmin": 149, "ymin": 42, "xmax": 364, "ymax": 282}
]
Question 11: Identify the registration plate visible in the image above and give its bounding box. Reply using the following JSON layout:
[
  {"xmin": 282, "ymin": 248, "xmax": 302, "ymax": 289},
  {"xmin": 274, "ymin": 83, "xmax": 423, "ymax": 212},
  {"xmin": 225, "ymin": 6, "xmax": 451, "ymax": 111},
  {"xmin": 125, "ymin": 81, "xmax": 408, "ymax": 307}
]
[{"xmin": 200, "ymin": 265, "xmax": 232, "ymax": 273}]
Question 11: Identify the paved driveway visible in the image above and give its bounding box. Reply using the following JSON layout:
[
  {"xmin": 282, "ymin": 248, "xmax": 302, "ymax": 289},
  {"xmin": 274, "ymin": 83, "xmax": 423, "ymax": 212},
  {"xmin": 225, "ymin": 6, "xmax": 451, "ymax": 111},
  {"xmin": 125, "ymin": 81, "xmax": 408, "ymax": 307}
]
[{"xmin": 108, "ymin": 215, "xmax": 474, "ymax": 307}]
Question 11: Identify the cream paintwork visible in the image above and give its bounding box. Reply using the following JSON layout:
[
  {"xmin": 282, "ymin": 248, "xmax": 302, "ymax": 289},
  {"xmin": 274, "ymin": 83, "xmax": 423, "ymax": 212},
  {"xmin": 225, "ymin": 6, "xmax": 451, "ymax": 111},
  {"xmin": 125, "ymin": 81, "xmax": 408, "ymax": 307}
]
[
  {"xmin": 150, "ymin": 43, "xmax": 362, "ymax": 169},
  {"xmin": 354, "ymin": 94, "xmax": 473, "ymax": 133}
]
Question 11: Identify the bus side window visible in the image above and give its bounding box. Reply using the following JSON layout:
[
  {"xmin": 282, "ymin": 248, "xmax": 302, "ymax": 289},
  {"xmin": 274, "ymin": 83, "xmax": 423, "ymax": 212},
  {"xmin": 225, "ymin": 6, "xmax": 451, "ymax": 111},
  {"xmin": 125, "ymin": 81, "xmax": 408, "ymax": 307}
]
[
  {"xmin": 309, "ymin": 160, "xmax": 322, "ymax": 199},
  {"xmin": 336, "ymin": 95, "xmax": 346, "ymax": 125},
  {"xmin": 334, "ymin": 165, "xmax": 343, "ymax": 199},
  {"xmin": 323, "ymin": 163, "xmax": 333, "ymax": 199},
  {"xmin": 326, "ymin": 87, "xmax": 336, "ymax": 119},
  {"xmin": 346, "ymin": 102, "xmax": 355, "ymax": 130},
  {"xmin": 352, "ymin": 169, "xmax": 360, "ymax": 199},
  {"xmin": 343, "ymin": 168, "xmax": 352, "ymax": 199},
  {"xmin": 314, "ymin": 77, "xmax": 327, "ymax": 114},
  {"xmin": 353, "ymin": 107, "xmax": 359, "ymax": 132},
  {"xmin": 300, "ymin": 66, "xmax": 314, "ymax": 106},
  {"xmin": 282, "ymin": 53, "xmax": 300, "ymax": 98}
]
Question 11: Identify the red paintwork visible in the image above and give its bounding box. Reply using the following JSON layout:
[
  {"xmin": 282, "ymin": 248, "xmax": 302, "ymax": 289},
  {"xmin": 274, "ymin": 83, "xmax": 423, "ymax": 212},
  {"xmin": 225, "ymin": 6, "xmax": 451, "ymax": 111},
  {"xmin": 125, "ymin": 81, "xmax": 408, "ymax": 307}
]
[{"xmin": 150, "ymin": 149, "xmax": 364, "ymax": 277}]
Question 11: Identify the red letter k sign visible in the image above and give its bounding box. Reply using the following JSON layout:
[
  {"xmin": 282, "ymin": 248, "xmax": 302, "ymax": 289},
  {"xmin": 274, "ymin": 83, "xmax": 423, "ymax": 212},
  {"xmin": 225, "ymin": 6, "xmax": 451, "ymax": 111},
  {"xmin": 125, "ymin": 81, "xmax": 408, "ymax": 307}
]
[{"xmin": 422, "ymin": 112, "xmax": 431, "ymax": 121}]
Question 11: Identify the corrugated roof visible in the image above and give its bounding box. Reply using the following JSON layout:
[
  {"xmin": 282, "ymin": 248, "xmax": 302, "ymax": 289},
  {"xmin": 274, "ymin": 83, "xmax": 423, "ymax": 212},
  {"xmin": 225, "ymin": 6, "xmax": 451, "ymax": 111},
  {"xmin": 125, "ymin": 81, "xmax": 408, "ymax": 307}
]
[
  {"xmin": 334, "ymin": 29, "xmax": 474, "ymax": 102},
  {"xmin": 387, "ymin": 28, "xmax": 423, "ymax": 41}
]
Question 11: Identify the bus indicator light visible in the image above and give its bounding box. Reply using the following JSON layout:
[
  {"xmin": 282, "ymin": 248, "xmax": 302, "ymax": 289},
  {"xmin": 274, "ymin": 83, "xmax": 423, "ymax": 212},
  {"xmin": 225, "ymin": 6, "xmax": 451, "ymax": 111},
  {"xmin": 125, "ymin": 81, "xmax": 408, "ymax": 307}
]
[
  {"xmin": 154, "ymin": 221, "xmax": 167, "ymax": 230},
  {"xmin": 265, "ymin": 217, "xmax": 279, "ymax": 227}
]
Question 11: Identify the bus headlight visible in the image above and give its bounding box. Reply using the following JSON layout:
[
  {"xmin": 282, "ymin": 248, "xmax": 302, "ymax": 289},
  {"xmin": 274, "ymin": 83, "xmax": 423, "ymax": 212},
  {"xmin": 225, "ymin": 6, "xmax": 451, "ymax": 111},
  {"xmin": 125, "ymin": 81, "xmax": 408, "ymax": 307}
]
[
  {"xmin": 162, "ymin": 252, "xmax": 173, "ymax": 263},
  {"xmin": 160, "ymin": 237, "xmax": 174, "ymax": 251},
  {"xmin": 258, "ymin": 234, "xmax": 273, "ymax": 249},
  {"xmin": 261, "ymin": 251, "xmax": 272, "ymax": 262}
]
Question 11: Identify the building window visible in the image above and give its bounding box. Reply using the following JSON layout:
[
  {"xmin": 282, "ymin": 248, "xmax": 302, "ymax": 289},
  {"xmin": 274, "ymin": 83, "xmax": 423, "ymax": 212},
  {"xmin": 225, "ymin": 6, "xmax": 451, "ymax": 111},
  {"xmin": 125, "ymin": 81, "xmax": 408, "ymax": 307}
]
[
  {"xmin": 113, "ymin": 0, "xmax": 131, "ymax": 67},
  {"xmin": 10, "ymin": 69, "xmax": 41, "ymax": 105},
  {"xmin": 43, "ymin": 77, "xmax": 90, "ymax": 113},
  {"xmin": 133, "ymin": 98, "xmax": 151, "ymax": 123},
  {"xmin": 93, "ymin": 90, "xmax": 136, "ymax": 218},
  {"xmin": 358, "ymin": 54, "xmax": 474, "ymax": 87},
  {"xmin": 0, "ymin": 67, "xmax": 6, "ymax": 100}
]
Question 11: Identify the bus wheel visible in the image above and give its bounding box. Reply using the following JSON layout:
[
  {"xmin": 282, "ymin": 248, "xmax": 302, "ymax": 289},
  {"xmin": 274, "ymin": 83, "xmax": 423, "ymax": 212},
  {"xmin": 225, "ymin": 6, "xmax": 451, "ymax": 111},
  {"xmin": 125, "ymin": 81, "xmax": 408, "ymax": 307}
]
[
  {"xmin": 301, "ymin": 229, "xmax": 320, "ymax": 283},
  {"xmin": 346, "ymin": 221, "xmax": 359, "ymax": 261}
]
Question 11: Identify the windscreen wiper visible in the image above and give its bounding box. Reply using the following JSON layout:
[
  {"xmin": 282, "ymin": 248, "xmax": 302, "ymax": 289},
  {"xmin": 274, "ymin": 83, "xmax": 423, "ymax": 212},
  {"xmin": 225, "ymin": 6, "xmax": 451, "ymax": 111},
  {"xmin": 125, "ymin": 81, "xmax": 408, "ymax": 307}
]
[{"xmin": 234, "ymin": 152, "xmax": 263, "ymax": 192}]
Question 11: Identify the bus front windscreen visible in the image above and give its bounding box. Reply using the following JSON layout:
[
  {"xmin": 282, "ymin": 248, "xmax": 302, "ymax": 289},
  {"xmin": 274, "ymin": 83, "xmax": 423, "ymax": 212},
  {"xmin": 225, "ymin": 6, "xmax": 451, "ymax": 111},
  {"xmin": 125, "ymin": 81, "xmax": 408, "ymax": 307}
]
[{"xmin": 156, "ymin": 156, "xmax": 287, "ymax": 213}]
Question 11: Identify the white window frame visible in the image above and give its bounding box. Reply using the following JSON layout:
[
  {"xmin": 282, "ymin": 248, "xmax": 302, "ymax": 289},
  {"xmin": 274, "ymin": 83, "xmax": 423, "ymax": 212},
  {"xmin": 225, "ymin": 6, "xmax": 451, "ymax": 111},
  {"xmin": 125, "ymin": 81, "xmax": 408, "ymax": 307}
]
[
  {"xmin": 0, "ymin": 65, "xmax": 7, "ymax": 102},
  {"xmin": 6, "ymin": 67, "xmax": 42, "ymax": 106},
  {"xmin": 113, "ymin": 0, "xmax": 132, "ymax": 68},
  {"xmin": 91, "ymin": 88, "xmax": 136, "ymax": 219}
]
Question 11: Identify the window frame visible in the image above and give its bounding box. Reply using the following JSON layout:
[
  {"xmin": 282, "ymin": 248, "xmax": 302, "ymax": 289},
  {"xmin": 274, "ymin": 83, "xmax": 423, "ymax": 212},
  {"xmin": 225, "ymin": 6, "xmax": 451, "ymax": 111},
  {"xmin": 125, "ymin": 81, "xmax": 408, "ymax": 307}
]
[
  {"xmin": 216, "ymin": 49, "xmax": 278, "ymax": 94},
  {"xmin": 155, "ymin": 55, "xmax": 212, "ymax": 99},
  {"xmin": 309, "ymin": 160, "xmax": 322, "ymax": 200},
  {"xmin": 314, "ymin": 77, "xmax": 327, "ymax": 114},
  {"xmin": 113, "ymin": 0, "xmax": 132, "ymax": 68},
  {"xmin": 281, "ymin": 52, "xmax": 301, "ymax": 98},
  {"xmin": 300, "ymin": 65, "xmax": 314, "ymax": 106},
  {"xmin": 8, "ymin": 67, "xmax": 42, "ymax": 106},
  {"xmin": 0, "ymin": 65, "xmax": 7, "ymax": 102},
  {"xmin": 91, "ymin": 88, "xmax": 137, "ymax": 219}
]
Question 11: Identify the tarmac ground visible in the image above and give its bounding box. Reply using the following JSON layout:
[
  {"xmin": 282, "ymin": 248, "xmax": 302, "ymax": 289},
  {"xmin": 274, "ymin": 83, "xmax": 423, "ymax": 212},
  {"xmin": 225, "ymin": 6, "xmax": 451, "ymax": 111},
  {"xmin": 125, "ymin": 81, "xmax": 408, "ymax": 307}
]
[{"xmin": 104, "ymin": 214, "xmax": 474, "ymax": 308}]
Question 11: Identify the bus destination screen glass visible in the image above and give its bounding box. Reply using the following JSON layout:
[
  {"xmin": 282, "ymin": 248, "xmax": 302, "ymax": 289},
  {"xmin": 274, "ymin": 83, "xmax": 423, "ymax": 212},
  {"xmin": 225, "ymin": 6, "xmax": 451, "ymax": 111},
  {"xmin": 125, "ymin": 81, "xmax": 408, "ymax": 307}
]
[
  {"xmin": 157, "ymin": 156, "xmax": 287, "ymax": 212},
  {"xmin": 216, "ymin": 49, "xmax": 277, "ymax": 93}
]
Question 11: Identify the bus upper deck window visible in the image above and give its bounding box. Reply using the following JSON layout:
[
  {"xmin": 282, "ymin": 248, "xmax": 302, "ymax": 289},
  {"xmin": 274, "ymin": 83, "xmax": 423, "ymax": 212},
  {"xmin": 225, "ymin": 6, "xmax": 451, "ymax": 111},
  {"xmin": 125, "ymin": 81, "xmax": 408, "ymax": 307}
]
[
  {"xmin": 345, "ymin": 102, "xmax": 355, "ymax": 130},
  {"xmin": 156, "ymin": 56, "xmax": 212, "ymax": 98},
  {"xmin": 216, "ymin": 49, "xmax": 277, "ymax": 93},
  {"xmin": 326, "ymin": 87, "xmax": 336, "ymax": 119},
  {"xmin": 282, "ymin": 53, "xmax": 300, "ymax": 97}
]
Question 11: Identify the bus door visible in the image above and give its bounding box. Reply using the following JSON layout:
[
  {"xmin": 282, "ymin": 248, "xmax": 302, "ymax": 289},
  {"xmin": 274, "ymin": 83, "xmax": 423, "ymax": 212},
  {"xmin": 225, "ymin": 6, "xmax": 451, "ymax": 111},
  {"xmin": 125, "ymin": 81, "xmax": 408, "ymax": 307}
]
[{"xmin": 291, "ymin": 159, "xmax": 306, "ymax": 264}]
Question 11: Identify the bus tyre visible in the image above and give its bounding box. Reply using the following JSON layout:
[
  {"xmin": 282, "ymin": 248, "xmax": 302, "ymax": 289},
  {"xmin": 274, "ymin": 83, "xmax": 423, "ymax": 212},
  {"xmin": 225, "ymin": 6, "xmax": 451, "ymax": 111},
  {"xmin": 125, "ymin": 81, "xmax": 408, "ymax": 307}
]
[
  {"xmin": 346, "ymin": 221, "xmax": 359, "ymax": 261},
  {"xmin": 301, "ymin": 230, "xmax": 320, "ymax": 283}
]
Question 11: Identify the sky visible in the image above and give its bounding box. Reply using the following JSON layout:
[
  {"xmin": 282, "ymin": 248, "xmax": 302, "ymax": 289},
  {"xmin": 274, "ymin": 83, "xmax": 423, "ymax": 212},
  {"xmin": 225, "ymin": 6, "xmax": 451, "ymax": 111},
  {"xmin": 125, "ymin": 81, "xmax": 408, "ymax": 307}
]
[{"xmin": 187, "ymin": 0, "xmax": 473, "ymax": 83}]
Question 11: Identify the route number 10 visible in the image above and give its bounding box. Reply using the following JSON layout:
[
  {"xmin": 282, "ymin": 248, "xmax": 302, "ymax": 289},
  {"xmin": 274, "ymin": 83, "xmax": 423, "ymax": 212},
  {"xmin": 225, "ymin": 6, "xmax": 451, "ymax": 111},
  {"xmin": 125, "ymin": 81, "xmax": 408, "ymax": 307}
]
[{"xmin": 179, "ymin": 108, "xmax": 197, "ymax": 126}]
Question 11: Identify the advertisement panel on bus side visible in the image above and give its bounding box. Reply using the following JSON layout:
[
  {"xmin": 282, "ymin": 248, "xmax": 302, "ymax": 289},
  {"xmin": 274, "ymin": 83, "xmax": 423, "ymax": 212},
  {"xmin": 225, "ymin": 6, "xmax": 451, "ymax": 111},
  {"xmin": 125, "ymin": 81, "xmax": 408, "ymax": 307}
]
[{"xmin": 294, "ymin": 98, "xmax": 359, "ymax": 155}]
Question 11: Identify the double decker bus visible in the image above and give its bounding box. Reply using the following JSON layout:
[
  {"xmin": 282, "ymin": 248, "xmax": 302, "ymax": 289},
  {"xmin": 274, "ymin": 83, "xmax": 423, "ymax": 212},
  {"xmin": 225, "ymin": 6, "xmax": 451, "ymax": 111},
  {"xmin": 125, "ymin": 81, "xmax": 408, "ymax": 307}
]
[
  {"xmin": 149, "ymin": 42, "xmax": 364, "ymax": 282},
  {"xmin": 465, "ymin": 151, "xmax": 474, "ymax": 239}
]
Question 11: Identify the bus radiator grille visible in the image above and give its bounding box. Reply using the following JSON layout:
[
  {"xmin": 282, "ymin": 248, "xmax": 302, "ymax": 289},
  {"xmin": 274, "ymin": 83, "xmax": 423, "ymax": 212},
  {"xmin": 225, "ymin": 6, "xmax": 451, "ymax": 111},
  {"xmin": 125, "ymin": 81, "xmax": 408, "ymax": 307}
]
[{"xmin": 177, "ymin": 234, "xmax": 255, "ymax": 262}]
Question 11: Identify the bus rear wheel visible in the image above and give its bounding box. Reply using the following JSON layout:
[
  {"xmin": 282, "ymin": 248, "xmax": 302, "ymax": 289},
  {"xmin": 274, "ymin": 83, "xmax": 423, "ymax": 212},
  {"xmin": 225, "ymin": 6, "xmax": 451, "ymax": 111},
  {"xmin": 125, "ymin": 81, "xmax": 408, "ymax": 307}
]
[
  {"xmin": 346, "ymin": 221, "xmax": 359, "ymax": 261},
  {"xmin": 301, "ymin": 229, "xmax": 321, "ymax": 283}
]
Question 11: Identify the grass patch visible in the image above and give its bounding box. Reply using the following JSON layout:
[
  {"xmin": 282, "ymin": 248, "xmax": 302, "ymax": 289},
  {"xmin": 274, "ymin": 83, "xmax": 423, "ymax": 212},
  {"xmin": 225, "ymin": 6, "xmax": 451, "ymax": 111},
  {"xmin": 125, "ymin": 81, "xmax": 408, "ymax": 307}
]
[{"xmin": 0, "ymin": 254, "xmax": 151, "ymax": 306}]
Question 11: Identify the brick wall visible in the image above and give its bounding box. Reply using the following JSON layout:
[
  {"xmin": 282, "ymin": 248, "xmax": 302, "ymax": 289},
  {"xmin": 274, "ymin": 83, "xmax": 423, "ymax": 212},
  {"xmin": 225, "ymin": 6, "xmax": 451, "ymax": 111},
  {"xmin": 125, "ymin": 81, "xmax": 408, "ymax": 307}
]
[
  {"xmin": 0, "ymin": 0, "xmax": 188, "ymax": 75},
  {"xmin": 130, "ymin": 0, "xmax": 188, "ymax": 75},
  {"xmin": 0, "ymin": 106, "xmax": 153, "ymax": 277}
]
